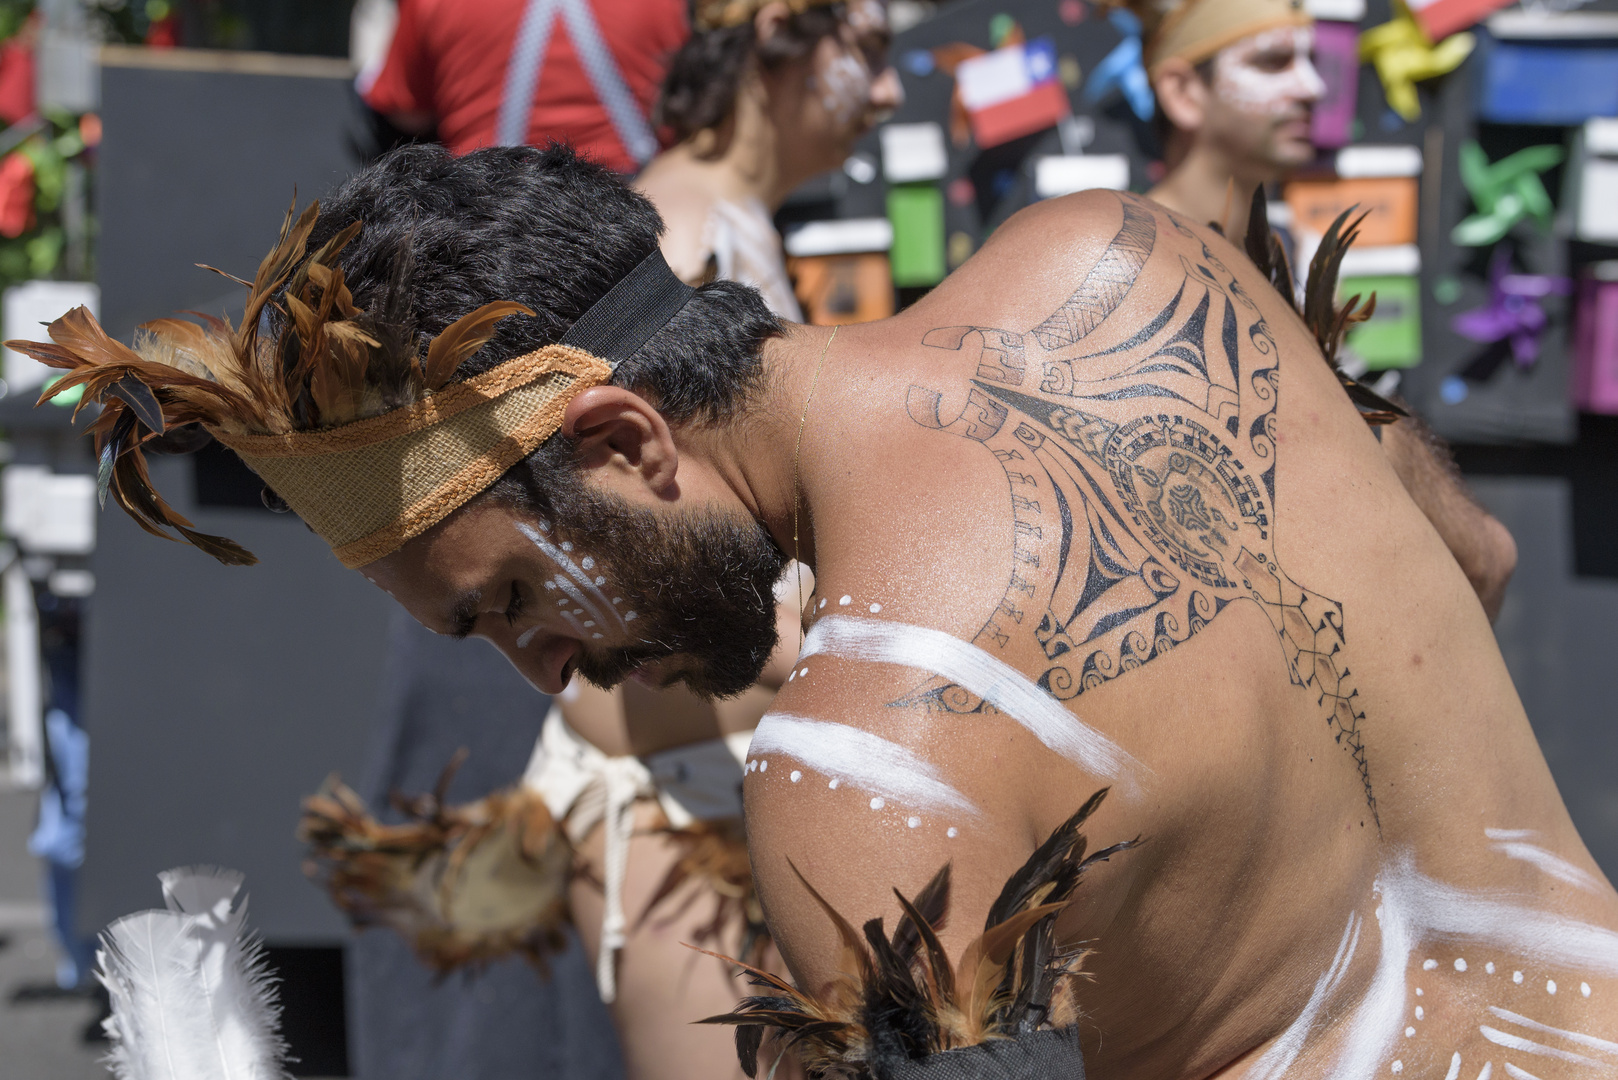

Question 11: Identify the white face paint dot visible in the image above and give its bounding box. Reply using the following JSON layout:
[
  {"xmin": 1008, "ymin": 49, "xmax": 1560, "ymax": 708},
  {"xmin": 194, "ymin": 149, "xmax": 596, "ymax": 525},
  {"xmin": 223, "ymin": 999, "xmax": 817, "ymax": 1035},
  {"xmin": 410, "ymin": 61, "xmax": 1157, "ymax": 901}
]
[
  {"xmin": 1455, "ymin": 958, "xmax": 1467, "ymax": 972},
  {"xmin": 799, "ymin": 668, "xmax": 810, "ymax": 678},
  {"xmin": 572, "ymin": 608, "xmax": 583, "ymax": 615},
  {"xmin": 1391, "ymin": 1062, "xmax": 1403, "ymax": 1074},
  {"xmin": 595, "ymin": 576, "xmax": 606, "ymax": 586},
  {"xmin": 829, "ymin": 778, "xmax": 840, "ymax": 789},
  {"xmin": 1423, "ymin": 959, "xmax": 1438, "ymax": 971},
  {"xmin": 1547, "ymin": 980, "xmax": 1557, "ymax": 995},
  {"xmin": 560, "ymin": 542, "xmax": 572, "ymax": 551},
  {"xmin": 818, "ymin": 598, "xmax": 827, "ymax": 609},
  {"xmin": 946, "ymin": 827, "xmax": 958, "ymax": 838},
  {"xmin": 870, "ymin": 797, "xmax": 884, "ymax": 810},
  {"xmin": 613, "ymin": 597, "xmax": 623, "ymax": 605},
  {"xmin": 788, "ymin": 672, "xmax": 796, "ymax": 682},
  {"xmin": 1405, "ymin": 1027, "xmax": 1415, "ymax": 1037},
  {"xmin": 760, "ymin": 760, "xmax": 768, "ymax": 772},
  {"xmin": 581, "ymin": 557, "xmax": 594, "ymax": 570},
  {"xmin": 870, "ymin": 603, "xmax": 882, "ymax": 613},
  {"xmin": 545, "ymin": 581, "xmax": 557, "ymax": 590},
  {"xmin": 1583, "ymin": 982, "xmax": 1592, "ymax": 998},
  {"xmin": 625, "ymin": 612, "xmax": 637, "ymax": 621},
  {"xmin": 790, "ymin": 771, "xmax": 802, "ymax": 783},
  {"xmin": 1514, "ymin": 971, "xmax": 1524, "ymax": 984},
  {"xmin": 907, "ymin": 817, "xmax": 920, "ymax": 828},
  {"xmin": 1414, "ymin": 1006, "xmax": 1424, "ymax": 1020},
  {"xmin": 592, "ymin": 633, "xmax": 604, "ymax": 639},
  {"xmin": 839, "ymin": 595, "xmax": 852, "ymax": 606},
  {"xmin": 583, "ymin": 620, "xmax": 595, "ymax": 628},
  {"xmin": 1485, "ymin": 962, "xmax": 1495, "ymax": 974}
]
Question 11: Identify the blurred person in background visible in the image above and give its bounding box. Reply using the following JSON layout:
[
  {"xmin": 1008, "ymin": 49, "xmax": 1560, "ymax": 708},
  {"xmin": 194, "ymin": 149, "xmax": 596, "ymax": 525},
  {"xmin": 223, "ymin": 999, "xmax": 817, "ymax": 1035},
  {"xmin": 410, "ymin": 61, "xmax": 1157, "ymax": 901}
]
[
  {"xmin": 1127, "ymin": 0, "xmax": 1517, "ymax": 618},
  {"xmin": 359, "ymin": 0, "xmax": 686, "ymax": 170},
  {"xmin": 636, "ymin": 0, "xmax": 902, "ymax": 316}
]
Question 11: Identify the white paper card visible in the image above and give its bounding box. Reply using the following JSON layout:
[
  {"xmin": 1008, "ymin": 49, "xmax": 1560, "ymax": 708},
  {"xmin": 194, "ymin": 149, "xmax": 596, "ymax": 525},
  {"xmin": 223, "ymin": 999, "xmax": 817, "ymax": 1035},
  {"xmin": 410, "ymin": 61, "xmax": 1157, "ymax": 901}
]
[
  {"xmin": 3, "ymin": 280, "xmax": 99, "ymax": 394},
  {"xmin": 1034, "ymin": 155, "xmax": 1130, "ymax": 199},
  {"xmin": 881, "ymin": 122, "xmax": 948, "ymax": 183}
]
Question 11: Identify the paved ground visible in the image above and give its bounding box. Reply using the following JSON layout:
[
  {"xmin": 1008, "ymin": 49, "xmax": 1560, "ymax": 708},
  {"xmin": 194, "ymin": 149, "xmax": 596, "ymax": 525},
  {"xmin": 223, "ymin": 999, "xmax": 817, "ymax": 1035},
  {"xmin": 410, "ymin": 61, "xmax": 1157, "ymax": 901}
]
[{"xmin": 0, "ymin": 785, "xmax": 106, "ymax": 1080}]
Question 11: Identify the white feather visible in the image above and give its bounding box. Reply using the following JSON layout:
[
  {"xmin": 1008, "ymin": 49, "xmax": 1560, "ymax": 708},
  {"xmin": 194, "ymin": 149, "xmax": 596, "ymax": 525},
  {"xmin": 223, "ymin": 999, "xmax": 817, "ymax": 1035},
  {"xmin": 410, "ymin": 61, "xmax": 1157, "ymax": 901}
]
[{"xmin": 97, "ymin": 866, "xmax": 290, "ymax": 1080}]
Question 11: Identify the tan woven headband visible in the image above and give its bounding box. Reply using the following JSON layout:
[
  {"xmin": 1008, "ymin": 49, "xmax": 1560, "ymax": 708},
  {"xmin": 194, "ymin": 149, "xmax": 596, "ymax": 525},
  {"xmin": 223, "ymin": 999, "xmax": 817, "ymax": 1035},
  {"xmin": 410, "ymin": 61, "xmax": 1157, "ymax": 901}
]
[
  {"xmin": 1147, "ymin": 0, "xmax": 1311, "ymax": 75},
  {"xmin": 212, "ymin": 345, "xmax": 612, "ymax": 569}
]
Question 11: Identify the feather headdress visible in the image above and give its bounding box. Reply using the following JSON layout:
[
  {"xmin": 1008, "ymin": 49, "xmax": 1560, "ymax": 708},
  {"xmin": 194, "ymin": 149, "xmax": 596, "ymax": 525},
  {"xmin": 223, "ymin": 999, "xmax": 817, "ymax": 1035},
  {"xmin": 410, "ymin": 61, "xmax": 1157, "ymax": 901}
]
[
  {"xmin": 4, "ymin": 200, "xmax": 610, "ymax": 567},
  {"xmin": 700, "ymin": 789, "xmax": 1137, "ymax": 1080},
  {"xmin": 97, "ymin": 866, "xmax": 290, "ymax": 1080},
  {"xmin": 1234, "ymin": 186, "xmax": 1408, "ymax": 426}
]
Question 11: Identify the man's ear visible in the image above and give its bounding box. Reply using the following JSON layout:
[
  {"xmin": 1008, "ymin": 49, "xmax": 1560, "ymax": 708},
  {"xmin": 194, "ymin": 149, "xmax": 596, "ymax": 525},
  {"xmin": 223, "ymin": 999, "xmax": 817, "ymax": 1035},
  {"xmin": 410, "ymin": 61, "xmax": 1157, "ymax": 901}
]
[
  {"xmin": 562, "ymin": 386, "xmax": 680, "ymax": 496},
  {"xmin": 1153, "ymin": 58, "xmax": 1208, "ymax": 135}
]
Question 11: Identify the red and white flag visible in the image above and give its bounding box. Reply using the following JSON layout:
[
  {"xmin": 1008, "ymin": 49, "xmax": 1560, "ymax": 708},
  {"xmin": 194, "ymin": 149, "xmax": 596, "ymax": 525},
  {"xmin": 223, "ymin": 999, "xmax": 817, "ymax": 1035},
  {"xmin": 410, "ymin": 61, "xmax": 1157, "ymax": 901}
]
[{"xmin": 955, "ymin": 37, "xmax": 1069, "ymax": 149}]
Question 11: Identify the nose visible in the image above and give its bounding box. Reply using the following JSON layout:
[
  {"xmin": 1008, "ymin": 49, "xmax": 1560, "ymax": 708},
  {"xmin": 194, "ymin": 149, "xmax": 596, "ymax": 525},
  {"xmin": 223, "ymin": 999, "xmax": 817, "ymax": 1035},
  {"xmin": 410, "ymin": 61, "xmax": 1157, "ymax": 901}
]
[
  {"xmin": 506, "ymin": 631, "xmax": 581, "ymax": 694},
  {"xmin": 1297, "ymin": 54, "xmax": 1326, "ymax": 103},
  {"xmin": 869, "ymin": 65, "xmax": 904, "ymax": 113}
]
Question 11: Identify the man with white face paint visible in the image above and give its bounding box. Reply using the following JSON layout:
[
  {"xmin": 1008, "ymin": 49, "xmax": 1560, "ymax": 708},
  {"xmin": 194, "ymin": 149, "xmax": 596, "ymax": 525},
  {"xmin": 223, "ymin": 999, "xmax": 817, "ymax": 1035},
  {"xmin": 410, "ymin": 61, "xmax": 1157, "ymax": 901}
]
[
  {"xmin": 1127, "ymin": 0, "xmax": 1324, "ymax": 238},
  {"xmin": 26, "ymin": 140, "xmax": 1613, "ymax": 1080}
]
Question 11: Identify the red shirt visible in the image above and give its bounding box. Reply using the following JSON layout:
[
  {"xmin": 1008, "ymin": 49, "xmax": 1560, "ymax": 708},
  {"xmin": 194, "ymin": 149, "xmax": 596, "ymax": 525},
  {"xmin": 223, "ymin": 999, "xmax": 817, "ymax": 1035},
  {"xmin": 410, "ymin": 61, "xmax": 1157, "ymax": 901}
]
[{"xmin": 364, "ymin": 0, "xmax": 687, "ymax": 173}]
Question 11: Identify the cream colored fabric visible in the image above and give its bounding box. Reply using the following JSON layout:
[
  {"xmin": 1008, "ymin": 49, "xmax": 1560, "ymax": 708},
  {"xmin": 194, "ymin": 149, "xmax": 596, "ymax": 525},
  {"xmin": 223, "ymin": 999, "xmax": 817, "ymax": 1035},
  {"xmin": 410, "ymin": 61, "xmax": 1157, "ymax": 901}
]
[
  {"xmin": 213, "ymin": 345, "xmax": 612, "ymax": 568},
  {"xmin": 703, "ymin": 197, "xmax": 805, "ymax": 322},
  {"xmin": 1146, "ymin": 0, "xmax": 1312, "ymax": 74},
  {"xmin": 521, "ymin": 707, "xmax": 752, "ymax": 1002}
]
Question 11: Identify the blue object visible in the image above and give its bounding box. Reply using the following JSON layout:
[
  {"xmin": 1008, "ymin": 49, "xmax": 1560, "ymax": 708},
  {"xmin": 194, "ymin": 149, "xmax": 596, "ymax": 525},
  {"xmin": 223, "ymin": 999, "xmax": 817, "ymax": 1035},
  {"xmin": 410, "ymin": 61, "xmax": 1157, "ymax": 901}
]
[
  {"xmin": 902, "ymin": 48, "xmax": 934, "ymax": 77},
  {"xmin": 1082, "ymin": 9, "xmax": 1154, "ymax": 122},
  {"xmin": 28, "ymin": 709, "xmax": 92, "ymax": 988},
  {"xmin": 1478, "ymin": 31, "xmax": 1618, "ymax": 125},
  {"xmin": 1440, "ymin": 375, "xmax": 1470, "ymax": 404}
]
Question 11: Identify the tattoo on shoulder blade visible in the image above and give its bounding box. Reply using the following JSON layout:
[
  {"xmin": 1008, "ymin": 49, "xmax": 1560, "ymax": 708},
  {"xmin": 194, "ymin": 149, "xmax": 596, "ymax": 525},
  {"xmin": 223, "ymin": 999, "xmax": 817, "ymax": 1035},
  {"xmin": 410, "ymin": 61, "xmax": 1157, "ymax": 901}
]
[{"xmin": 901, "ymin": 192, "xmax": 1377, "ymax": 823}]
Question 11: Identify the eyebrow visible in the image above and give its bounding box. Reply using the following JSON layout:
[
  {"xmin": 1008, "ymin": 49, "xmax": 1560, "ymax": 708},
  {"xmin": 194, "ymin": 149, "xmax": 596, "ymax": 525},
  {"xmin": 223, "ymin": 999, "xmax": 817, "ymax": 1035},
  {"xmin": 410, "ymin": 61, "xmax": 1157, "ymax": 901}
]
[{"xmin": 448, "ymin": 589, "xmax": 482, "ymax": 639}]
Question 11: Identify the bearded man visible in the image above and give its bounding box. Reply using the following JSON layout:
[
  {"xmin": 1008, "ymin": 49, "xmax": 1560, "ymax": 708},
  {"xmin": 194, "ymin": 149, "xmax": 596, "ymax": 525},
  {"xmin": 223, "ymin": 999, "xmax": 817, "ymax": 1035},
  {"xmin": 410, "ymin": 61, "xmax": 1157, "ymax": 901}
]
[{"xmin": 23, "ymin": 144, "xmax": 1617, "ymax": 1078}]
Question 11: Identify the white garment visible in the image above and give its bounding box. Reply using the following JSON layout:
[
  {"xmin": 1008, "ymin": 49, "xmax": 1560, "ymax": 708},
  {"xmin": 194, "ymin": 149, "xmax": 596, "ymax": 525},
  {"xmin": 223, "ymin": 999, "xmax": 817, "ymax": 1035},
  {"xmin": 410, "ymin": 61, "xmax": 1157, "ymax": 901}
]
[
  {"xmin": 522, "ymin": 706, "xmax": 752, "ymax": 1002},
  {"xmin": 703, "ymin": 197, "xmax": 804, "ymax": 321}
]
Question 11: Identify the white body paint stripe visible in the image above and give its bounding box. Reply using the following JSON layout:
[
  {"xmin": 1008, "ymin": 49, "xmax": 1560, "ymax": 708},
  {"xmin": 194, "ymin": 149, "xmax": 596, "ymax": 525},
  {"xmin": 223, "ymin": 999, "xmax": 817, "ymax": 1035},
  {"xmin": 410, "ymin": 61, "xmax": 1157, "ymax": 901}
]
[
  {"xmin": 1444, "ymin": 1052, "xmax": 1463, "ymax": 1080},
  {"xmin": 1476, "ymin": 1063, "xmax": 1494, "ymax": 1080},
  {"xmin": 1502, "ymin": 1066, "xmax": 1540, "ymax": 1080},
  {"xmin": 517, "ymin": 522, "xmax": 624, "ymax": 628},
  {"xmin": 1478, "ymin": 1027, "xmax": 1604, "ymax": 1068},
  {"xmin": 549, "ymin": 573, "xmax": 609, "ymax": 628},
  {"xmin": 1489, "ymin": 1008, "xmax": 1618, "ymax": 1058},
  {"xmin": 1490, "ymin": 840, "xmax": 1606, "ymax": 894},
  {"xmin": 800, "ymin": 616, "xmax": 1145, "ymax": 790},
  {"xmin": 750, "ymin": 713, "xmax": 981, "ymax": 818},
  {"xmin": 1248, "ymin": 913, "xmax": 1361, "ymax": 1080},
  {"xmin": 1486, "ymin": 828, "xmax": 1538, "ymax": 841}
]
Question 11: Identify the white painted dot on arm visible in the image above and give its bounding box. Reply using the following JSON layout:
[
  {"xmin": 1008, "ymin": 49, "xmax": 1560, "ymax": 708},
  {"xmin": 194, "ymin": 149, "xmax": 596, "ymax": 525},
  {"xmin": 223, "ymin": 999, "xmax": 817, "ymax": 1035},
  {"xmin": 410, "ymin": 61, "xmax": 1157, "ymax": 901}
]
[
  {"xmin": 1583, "ymin": 982, "xmax": 1592, "ymax": 998},
  {"xmin": 1415, "ymin": 1006, "xmax": 1424, "ymax": 1020},
  {"xmin": 788, "ymin": 672, "xmax": 796, "ymax": 681},
  {"xmin": 1455, "ymin": 958, "xmax": 1467, "ymax": 972},
  {"xmin": 870, "ymin": 796, "xmax": 884, "ymax": 810},
  {"xmin": 839, "ymin": 595, "xmax": 852, "ymax": 605},
  {"xmin": 1405, "ymin": 1027, "xmax": 1415, "ymax": 1037},
  {"xmin": 1486, "ymin": 962, "xmax": 1495, "ymax": 974},
  {"xmin": 946, "ymin": 827, "xmax": 958, "ymax": 838},
  {"xmin": 760, "ymin": 760, "xmax": 768, "ymax": 772},
  {"xmin": 1548, "ymin": 979, "xmax": 1557, "ymax": 994},
  {"xmin": 1392, "ymin": 1061, "xmax": 1403, "ymax": 1074},
  {"xmin": 1514, "ymin": 970, "xmax": 1524, "ymax": 983},
  {"xmin": 790, "ymin": 771, "xmax": 802, "ymax": 782},
  {"xmin": 907, "ymin": 817, "xmax": 920, "ymax": 828},
  {"xmin": 1415, "ymin": 988, "xmax": 1423, "ymax": 996},
  {"xmin": 829, "ymin": 778, "xmax": 840, "ymax": 789},
  {"xmin": 1423, "ymin": 959, "xmax": 1438, "ymax": 971},
  {"xmin": 870, "ymin": 603, "xmax": 882, "ymax": 613},
  {"xmin": 799, "ymin": 668, "xmax": 809, "ymax": 678}
]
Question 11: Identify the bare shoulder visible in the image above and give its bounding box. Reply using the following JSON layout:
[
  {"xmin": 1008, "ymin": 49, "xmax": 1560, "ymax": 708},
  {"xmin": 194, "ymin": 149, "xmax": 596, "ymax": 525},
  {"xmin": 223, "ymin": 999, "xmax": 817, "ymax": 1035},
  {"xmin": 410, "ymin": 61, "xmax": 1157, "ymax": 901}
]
[{"xmin": 633, "ymin": 154, "xmax": 720, "ymax": 283}]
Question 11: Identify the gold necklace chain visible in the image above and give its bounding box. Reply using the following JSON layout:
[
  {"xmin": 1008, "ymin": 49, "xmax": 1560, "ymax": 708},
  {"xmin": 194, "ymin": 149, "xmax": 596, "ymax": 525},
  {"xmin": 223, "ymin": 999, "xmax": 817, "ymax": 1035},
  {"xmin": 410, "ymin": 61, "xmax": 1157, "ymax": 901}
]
[{"xmin": 792, "ymin": 323, "xmax": 839, "ymax": 648}]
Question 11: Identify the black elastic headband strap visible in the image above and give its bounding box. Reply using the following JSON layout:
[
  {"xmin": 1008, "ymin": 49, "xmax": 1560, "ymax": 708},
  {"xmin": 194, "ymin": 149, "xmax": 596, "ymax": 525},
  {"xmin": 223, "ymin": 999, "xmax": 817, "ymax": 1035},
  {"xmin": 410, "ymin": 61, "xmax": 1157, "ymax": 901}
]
[{"xmin": 560, "ymin": 248, "xmax": 695, "ymax": 364}]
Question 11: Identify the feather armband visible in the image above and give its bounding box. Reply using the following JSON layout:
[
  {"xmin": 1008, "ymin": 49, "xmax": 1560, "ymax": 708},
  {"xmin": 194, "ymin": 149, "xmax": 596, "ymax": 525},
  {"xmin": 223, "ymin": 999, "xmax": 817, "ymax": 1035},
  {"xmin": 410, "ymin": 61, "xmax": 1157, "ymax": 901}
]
[
  {"xmin": 700, "ymin": 789, "xmax": 1137, "ymax": 1080},
  {"xmin": 297, "ymin": 757, "xmax": 572, "ymax": 973}
]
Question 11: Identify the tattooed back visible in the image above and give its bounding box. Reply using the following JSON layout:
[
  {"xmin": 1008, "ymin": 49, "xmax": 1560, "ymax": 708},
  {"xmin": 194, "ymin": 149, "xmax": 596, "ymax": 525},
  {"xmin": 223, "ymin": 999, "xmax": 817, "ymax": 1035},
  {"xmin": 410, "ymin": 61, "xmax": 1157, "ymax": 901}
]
[{"xmin": 745, "ymin": 190, "xmax": 1618, "ymax": 1077}]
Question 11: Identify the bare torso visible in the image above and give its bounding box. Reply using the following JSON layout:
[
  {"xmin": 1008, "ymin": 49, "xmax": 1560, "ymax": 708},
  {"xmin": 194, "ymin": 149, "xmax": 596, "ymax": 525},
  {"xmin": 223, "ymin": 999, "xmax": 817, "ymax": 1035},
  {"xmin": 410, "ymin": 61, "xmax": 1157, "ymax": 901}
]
[{"xmin": 744, "ymin": 190, "xmax": 1618, "ymax": 1077}]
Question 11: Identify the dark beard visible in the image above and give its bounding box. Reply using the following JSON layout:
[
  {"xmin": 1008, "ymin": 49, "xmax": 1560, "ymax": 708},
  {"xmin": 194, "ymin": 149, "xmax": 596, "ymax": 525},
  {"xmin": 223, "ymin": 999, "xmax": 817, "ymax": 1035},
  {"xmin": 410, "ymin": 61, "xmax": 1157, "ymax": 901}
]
[{"xmin": 550, "ymin": 485, "xmax": 787, "ymax": 699}]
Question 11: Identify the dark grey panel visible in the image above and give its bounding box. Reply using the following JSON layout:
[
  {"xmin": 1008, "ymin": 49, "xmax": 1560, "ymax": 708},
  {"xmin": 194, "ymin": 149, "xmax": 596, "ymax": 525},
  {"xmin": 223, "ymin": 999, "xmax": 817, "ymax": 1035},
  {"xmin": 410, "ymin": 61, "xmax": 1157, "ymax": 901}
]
[{"xmin": 1471, "ymin": 475, "xmax": 1618, "ymax": 877}]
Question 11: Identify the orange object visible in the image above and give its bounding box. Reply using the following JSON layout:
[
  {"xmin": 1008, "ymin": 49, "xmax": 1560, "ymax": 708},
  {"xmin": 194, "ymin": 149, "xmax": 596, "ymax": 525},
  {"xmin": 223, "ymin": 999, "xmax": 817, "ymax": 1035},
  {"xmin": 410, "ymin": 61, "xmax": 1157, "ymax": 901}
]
[
  {"xmin": 1284, "ymin": 176, "xmax": 1419, "ymax": 247},
  {"xmin": 0, "ymin": 152, "xmax": 35, "ymax": 238},
  {"xmin": 788, "ymin": 253, "xmax": 896, "ymax": 326}
]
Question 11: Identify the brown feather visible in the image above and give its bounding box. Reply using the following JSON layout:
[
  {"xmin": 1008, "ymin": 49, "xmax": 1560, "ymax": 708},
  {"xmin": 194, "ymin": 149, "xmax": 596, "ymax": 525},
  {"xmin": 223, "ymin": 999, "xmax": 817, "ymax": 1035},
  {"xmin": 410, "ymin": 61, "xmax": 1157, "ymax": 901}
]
[{"xmin": 423, "ymin": 301, "xmax": 535, "ymax": 391}]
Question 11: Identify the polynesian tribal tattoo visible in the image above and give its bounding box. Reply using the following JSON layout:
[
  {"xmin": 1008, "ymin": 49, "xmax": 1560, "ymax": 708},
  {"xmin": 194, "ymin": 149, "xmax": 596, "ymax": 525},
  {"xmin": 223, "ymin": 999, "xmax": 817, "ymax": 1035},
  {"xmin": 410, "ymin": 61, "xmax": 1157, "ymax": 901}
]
[{"xmin": 900, "ymin": 192, "xmax": 1378, "ymax": 823}]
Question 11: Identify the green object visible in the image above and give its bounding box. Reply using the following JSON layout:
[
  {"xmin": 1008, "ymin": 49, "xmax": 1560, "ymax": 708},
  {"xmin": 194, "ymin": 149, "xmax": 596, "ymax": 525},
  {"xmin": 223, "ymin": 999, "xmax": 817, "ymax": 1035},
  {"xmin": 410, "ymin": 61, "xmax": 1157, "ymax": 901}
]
[
  {"xmin": 989, "ymin": 13, "xmax": 1017, "ymax": 47},
  {"xmin": 1341, "ymin": 275, "xmax": 1421, "ymax": 369},
  {"xmin": 1432, "ymin": 275, "xmax": 1463, "ymax": 305},
  {"xmin": 42, "ymin": 374, "xmax": 83, "ymax": 408},
  {"xmin": 888, "ymin": 183, "xmax": 946, "ymax": 287},
  {"xmin": 1452, "ymin": 140, "xmax": 1565, "ymax": 247}
]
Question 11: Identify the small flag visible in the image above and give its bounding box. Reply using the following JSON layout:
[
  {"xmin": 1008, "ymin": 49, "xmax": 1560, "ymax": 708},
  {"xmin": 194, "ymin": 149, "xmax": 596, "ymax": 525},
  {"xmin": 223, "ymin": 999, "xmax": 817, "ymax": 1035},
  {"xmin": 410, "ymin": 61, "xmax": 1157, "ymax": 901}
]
[
  {"xmin": 955, "ymin": 37, "xmax": 1069, "ymax": 149},
  {"xmin": 1403, "ymin": 0, "xmax": 1512, "ymax": 43}
]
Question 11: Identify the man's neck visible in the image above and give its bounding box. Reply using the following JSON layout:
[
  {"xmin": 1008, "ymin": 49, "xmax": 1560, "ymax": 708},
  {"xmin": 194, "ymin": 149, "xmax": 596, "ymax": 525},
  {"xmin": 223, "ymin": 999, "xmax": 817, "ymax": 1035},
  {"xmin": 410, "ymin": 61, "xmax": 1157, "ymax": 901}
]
[
  {"xmin": 1149, "ymin": 138, "xmax": 1273, "ymax": 237},
  {"xmin": 676, "ymin": 326, "xmax": 834, "ymax": 563}
]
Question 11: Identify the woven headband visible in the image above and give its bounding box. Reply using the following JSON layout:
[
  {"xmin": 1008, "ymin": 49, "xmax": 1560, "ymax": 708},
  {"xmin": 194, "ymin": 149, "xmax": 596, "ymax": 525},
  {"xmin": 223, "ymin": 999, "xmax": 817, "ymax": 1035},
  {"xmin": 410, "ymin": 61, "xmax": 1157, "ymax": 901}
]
[
  {"xmin": 217, "ymin": 248, "xmax": 695, "ymax": 568},
  {"xmin": 1146, "ymin": 0, "xmax": 1311, "ymax": 75}
]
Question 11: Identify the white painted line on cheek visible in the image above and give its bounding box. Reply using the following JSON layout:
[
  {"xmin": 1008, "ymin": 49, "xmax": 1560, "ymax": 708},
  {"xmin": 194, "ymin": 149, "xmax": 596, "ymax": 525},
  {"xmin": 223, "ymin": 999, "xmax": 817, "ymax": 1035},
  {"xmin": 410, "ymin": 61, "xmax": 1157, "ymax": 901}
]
[
  {"xmin": 517, "ymin": 627, "xmax": 541, "ymax": 648},
  {"xmin": 516, "ymin": 522, "xmax": 624, "ymax": 628},
  {"xmin": 549, "ymin": 573, "xmax": 609, "ymax": 628},
  {"xmin": 750, "ymin": 713, "xmax": 981, "ymax": 818},
  {"xmin": 800, "ymin": 615, "xmax": 1146, "ymax": 791}
]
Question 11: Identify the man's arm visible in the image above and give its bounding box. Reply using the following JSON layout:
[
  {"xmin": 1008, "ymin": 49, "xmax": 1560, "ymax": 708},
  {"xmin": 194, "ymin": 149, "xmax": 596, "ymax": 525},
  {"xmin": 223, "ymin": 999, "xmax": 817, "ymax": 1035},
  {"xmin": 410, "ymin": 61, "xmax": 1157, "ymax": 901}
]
[{"xmin": 1380, "ymin": 412, "xmax": 1517, "ymax": 622}]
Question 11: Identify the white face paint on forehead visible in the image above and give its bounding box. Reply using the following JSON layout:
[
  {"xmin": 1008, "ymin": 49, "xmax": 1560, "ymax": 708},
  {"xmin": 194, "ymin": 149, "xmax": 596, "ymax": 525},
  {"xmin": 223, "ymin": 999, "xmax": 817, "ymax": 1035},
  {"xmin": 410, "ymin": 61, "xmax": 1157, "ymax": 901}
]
[
  {"xmin": 1212, "ymin": 26, "xmax": 1325, "ymax": 119},
  {"xmin": 843, "ymin": 0, "xmax": 887, "ymax": 36},
  {"xmin": 815, "ymin": 50, "xmax": 872, "ymax": 126}
]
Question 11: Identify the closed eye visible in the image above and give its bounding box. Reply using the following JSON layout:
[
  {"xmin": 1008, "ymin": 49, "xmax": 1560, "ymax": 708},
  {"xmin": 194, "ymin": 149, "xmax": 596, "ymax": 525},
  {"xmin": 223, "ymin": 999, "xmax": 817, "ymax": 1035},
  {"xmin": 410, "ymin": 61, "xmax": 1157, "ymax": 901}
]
[{"xmin": 503, "ymin": 581, "xmax": 526, "ymax": 626}]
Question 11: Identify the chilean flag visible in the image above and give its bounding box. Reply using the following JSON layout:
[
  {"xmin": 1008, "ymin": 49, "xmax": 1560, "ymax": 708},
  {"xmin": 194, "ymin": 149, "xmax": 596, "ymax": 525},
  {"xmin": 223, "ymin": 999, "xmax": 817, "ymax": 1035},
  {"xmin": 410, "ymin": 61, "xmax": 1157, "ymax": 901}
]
[
  {"xmin": 1405, "ymin": 0, "xmax": 1512, "ymax": 42},
  {"xmin": 956, "ymin": 37, "xmax": 1070, "ymax": 150}
]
